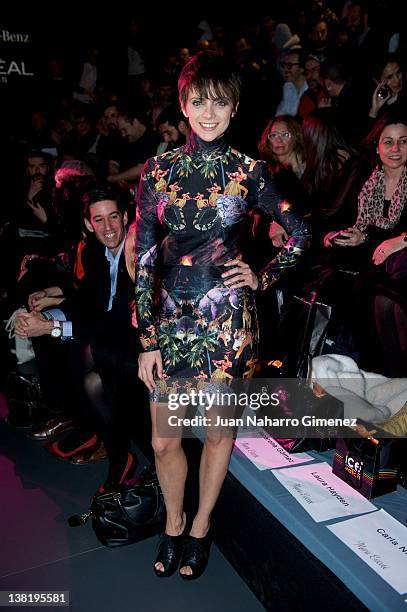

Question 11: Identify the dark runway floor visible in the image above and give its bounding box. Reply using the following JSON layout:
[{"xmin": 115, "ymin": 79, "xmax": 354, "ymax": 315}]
[{"xmin": 0, "ymin": 396, "xmax": 264, "ymax": 612}]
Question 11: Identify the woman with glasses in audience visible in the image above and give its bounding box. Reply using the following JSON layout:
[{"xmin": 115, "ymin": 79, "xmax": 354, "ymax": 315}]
[
  {"xmin": 258, "ymin": 114, "xmax": 305, "ymax": 177},
  {"xmin": 255, "ymin": 115, "xmax": 308, "ymax": 359},
  {"xmin": 258, "ymin": 115, "xmax": 306, "ymax": 247}
]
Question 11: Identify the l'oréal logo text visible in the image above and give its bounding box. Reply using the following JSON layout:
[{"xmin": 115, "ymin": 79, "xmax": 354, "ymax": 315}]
[{"xmin": 0, "ymin": 59, "xmax": 34, "ymax": 77}]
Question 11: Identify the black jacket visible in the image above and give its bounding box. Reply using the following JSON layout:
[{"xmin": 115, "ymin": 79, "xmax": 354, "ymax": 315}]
[{"xmin": 61, "ymin": 237, "xmax": 137, "ymax": 350}]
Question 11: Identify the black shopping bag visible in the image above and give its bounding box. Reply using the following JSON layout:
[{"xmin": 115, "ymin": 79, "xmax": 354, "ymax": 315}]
[{"xmin": 333, "ymin": 424, "xmax": 399, "ymax": 499}]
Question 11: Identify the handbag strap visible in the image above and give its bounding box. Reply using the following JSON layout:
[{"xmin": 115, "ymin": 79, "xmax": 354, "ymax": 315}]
[
  {"xmin": 116, "ymin": 483, "xmax": 163, "ymax": 527},
  {"xmin": 296, "ymin": 291, "xmax": 318, "ymax": 377},
  {"xmin": 68, "ymin": 510, "xmax": 93, "ymax": 527}
]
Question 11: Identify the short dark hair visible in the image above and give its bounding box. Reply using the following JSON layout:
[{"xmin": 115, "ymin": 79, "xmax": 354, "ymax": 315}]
[
  {"xmin": 320, "ymin": 56, "xmax": 350, "ymax": 84},
  {"xmin": 373, "ymin": 53, "xmax": 402, "ymax": 80},
  {"xmin": 304, "ymin": 53, "xmax": 322, "ymax": 68},
  {"xmin": 26, "ymin": 150, "xmax": 51, "ymax": 165},
  {"xmin": 364, "ymin": 110, "xmax": 407, "ymax": 150},
  {"xmin": 116, "ymin": 103, "xmax": 148, "ymax": 127},
  {"xmin": 98, "ymin": 99, "xmax": 119, "ymax": 116},
  {"xmin": 283, "ymin": 47, "xmax": 305, "ymax": 67},
  {"xmin": 156, "ymin": 105, "xmax": 185, "ymax": 129},
  {"xmin": 348, "ymin": 0, "xmax": 369, "ymax": 15},
  {"xmin": 155, "ymin": 72, "xmax": 176, "ymax": 89},
  {"xmin": 70, "ymin": 106, "xmax": 92, "ymax": 123},
  {"xmin": 178, "ymin": 51, "xmax": 241, "ymax": 110},
  {"xmin": 82, "ymin": 186, "xmax": 127, "ymax": 220}
]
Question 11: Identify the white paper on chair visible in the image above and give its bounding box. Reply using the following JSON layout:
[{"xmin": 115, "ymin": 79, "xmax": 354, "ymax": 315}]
[
  {"xmin": 271, "ymin": 461, "xmax": 376, "ymax": 522},
  {"xmin": 234, "ymin": 428, "xmax": 313, "ymax": 470},
  {"xmin": 327, "ymin": 510, "xmax": 407, "ymax": 594}
]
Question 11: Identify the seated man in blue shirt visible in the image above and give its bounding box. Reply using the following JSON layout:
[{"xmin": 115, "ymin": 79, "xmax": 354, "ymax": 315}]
[{"xmin": 15, "ymin": 187, "xmax": 150, "ymax": 490}]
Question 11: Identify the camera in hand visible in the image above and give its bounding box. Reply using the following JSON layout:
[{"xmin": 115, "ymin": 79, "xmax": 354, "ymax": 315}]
[{"xmin": 377, "ymin": 84, "xmax": 391, "ymax": 100}]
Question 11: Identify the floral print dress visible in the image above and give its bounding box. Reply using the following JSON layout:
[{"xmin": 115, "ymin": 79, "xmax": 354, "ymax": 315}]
[{"xmin": 135, "ymin": 133, "xmax": 310, "ymax": 382}]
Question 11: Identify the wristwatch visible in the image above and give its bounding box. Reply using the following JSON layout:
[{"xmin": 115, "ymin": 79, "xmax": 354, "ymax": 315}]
[{"xmin": 50, "ymin": 320, "xmax": 62, "ymax": 338}]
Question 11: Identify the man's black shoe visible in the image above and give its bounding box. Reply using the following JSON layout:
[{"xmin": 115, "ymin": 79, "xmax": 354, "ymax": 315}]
[{"xmin": 26, "ymin": 418, "xmax": 74, "ymax": 441}]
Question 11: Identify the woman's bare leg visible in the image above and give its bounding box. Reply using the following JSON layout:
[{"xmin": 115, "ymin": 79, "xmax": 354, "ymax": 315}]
[
  {"xmin": 150, "ymin": 401, "xmax": 187, "ymax": 572},
  {"xmin": 180, "ymin": 415, "xmax": 235, "ymax": 576}
]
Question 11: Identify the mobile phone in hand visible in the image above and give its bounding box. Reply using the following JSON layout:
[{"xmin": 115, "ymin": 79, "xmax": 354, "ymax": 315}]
[{"xmin": 377, "ymin": 84, "xmax": 391, "ymax": 100}]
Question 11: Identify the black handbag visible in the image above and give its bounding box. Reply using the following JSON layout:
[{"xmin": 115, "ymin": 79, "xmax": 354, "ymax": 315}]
[{"xmin": 69, "ymin": 471, "xmax": 165, "ymax": 547}]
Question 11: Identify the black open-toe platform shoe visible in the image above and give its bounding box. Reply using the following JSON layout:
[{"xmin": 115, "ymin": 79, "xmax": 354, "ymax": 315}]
[
  {"xmin": 179, "ymin": 534, "xmax": 212, "ymax": 581},
  {"xmin": 154, "ymin": 533, "xmax": 185, "ymax": 577}
]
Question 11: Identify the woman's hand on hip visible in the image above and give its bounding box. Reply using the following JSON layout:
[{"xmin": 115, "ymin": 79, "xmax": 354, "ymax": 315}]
[
  {"xmin": 222, "ymin": 259, "xmax": 258, "ymax": 290},
  {"xmin": 138, "ymin": 350, "xmax": 163, "ymax": 393}
]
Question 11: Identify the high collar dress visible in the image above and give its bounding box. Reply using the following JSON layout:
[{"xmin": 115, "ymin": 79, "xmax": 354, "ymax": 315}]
[{"xmin": 135, "ymin": 132, "xmax": 311, "ymax": 383}]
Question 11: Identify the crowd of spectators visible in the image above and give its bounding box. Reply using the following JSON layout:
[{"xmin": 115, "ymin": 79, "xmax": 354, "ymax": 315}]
[{"xmin": 1, "ymin": 2, "xmax": 406, "ymax": 493}]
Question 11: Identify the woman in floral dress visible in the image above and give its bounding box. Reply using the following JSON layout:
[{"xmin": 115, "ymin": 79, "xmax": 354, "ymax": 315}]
[{"xmin": 135, "ymin": 51, "xmax": 310, "ymax": 579}]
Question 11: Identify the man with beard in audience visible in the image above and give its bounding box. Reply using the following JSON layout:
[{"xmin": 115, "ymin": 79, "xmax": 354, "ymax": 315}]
[{"xmin": 156, "ymin": 106, "xmax": 190, "ymax": 152}]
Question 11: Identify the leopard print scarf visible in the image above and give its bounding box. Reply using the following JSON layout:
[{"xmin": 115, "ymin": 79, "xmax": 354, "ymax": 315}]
[{"xmin": 356, "ymin": 165, "xmax": 407, "ymax": 232}]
